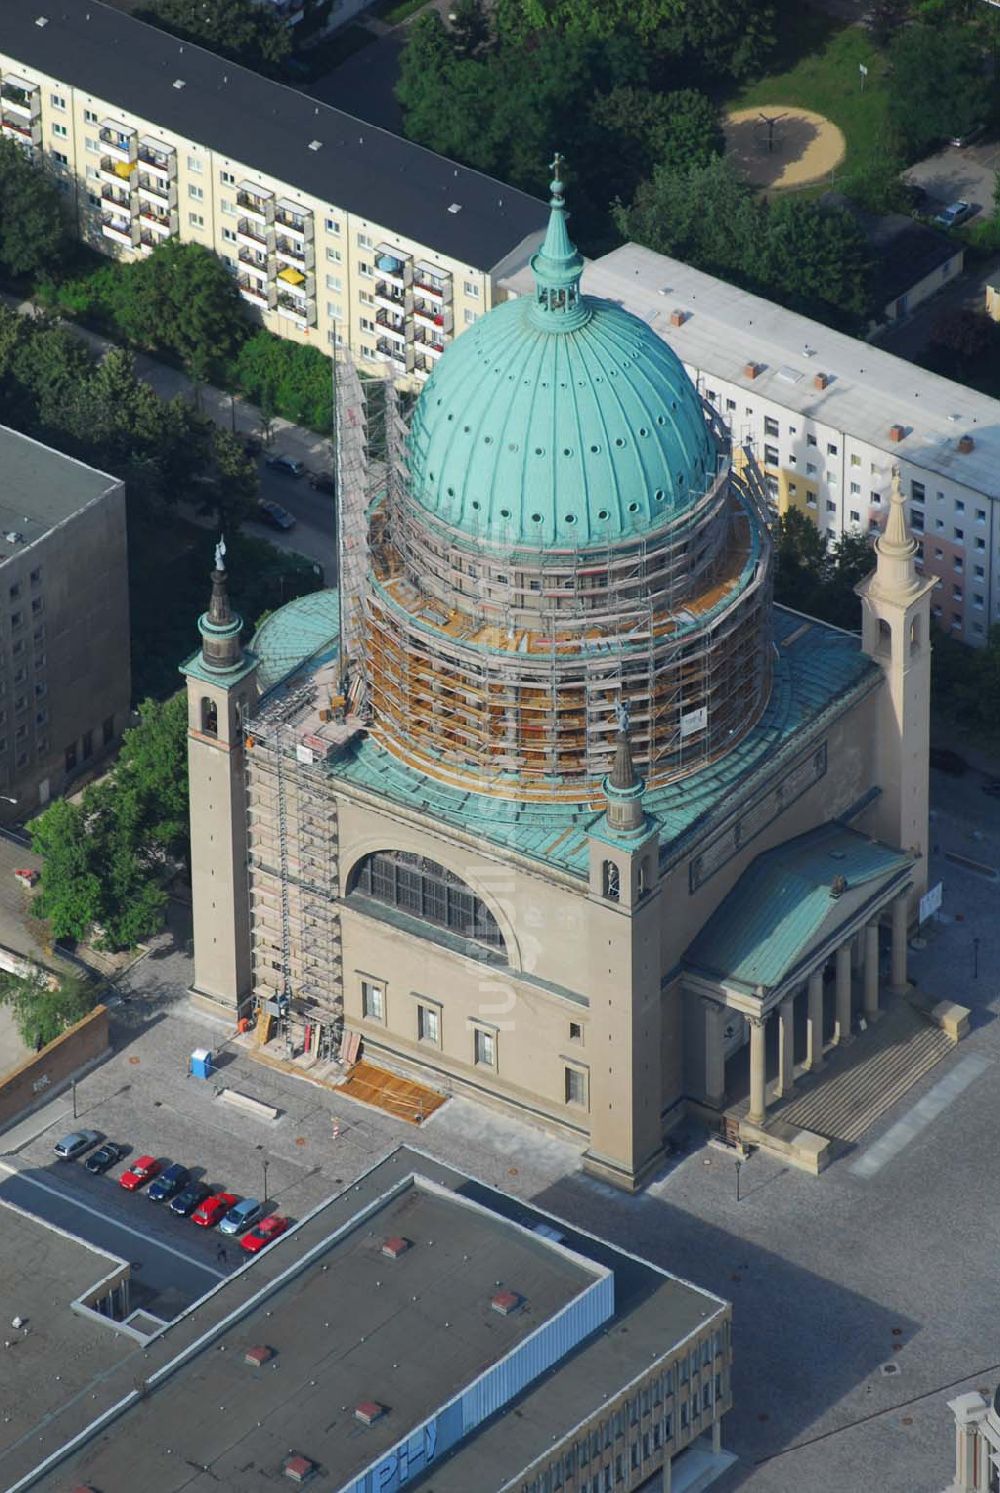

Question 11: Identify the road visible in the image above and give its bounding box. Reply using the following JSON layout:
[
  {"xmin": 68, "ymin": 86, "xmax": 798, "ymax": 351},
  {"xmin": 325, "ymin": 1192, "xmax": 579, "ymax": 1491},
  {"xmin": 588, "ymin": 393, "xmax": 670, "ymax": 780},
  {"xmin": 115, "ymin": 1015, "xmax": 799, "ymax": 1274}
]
[{"xmin": 0, "ymin": 1158, "xmax": 232, "ymax": 1318}]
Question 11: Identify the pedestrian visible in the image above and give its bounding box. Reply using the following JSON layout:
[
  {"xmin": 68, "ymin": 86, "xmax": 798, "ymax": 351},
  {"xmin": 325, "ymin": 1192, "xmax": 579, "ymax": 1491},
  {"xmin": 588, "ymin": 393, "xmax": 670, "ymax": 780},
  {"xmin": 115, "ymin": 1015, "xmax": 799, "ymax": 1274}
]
[{"xmin": 216, "ymin": 1244, "xmax": 227, "ymax": 1265}]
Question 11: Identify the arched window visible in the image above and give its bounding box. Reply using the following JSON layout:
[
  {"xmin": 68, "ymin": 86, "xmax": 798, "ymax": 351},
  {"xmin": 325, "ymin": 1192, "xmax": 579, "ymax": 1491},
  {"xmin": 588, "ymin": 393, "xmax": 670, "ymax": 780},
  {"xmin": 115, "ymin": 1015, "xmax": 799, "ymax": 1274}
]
[
  {"xmin": 349, "ymin": 850, "xmax": 506, "ymax": 956},
  {"xmin": 603, "ymin": 859, "xmax": 620, "ymax": 902},
  {"xmin": 201, "ymin": 697, "xmax": 218, "ymax": 736},
  {"xmin": 876, "ymin": 618, "xmax": 892, "ymax": 657}
]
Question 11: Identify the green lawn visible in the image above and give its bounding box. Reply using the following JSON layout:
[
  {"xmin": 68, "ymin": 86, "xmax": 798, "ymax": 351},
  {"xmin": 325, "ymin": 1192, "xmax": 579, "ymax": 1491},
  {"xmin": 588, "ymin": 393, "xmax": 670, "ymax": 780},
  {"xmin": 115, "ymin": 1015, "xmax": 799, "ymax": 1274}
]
[
  {"xmin": 731, "ymin": 18, "xmax": 891, "ymax": 189},
  {"xmin": 374, "ymin": 0, "xmax": 431, "ymax": 25}
]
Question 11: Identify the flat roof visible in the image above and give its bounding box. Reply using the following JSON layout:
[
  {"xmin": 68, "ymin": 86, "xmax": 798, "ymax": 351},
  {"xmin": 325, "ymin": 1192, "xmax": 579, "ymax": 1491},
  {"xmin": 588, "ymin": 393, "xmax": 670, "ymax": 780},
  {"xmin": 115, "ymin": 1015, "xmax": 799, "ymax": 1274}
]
[
  {"xmin": 31, "ymin": 1148, "xmax": 727, "ymax": 1493},
  {"xmin": 504, "ymin": 241, "xmax": 1000, "ymax": 499},
  {"xmin": 0, "ymin": 0, "xmax": 548, "ymax": 271},
  {"xmin": 0, "ymin": 1201, "xmax": 134, "ymax": 1461},
  {"xmin": 0, "ymin": 424, "xmax": 120, "ymax": 554}
]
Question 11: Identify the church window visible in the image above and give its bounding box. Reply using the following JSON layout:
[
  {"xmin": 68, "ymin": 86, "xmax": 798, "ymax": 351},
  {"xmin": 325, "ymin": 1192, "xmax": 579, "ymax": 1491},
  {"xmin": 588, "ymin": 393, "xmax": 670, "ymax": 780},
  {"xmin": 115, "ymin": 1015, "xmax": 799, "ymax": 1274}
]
[
  {"xmin": 602, "ymin": 860, "xmax": 620, "ymax": 901},
  {"xmin": 565, "ymin": 1066, "xmax": 588, "ymax": 1107},
  {"xmin": 877, "ymin": 619, "xmax": 892, "ymax": 656},
  {"xmin": 910, "ymin": 618, "xmax": 921, "ymax": 653},
  {"xmin": 201, "ymin": 698, "xmax": 218, "ymax": 736},
  {"xmin": 349, "ymin": 850, "xmax": 505, "ymax": 954},
  {"xmin": 361, "ymin": 980, "xmax": 384, "ymax": 1021},
  {"xmin": 474, "ymin": 1027, "xmax": 496, "ymax": 1066}
]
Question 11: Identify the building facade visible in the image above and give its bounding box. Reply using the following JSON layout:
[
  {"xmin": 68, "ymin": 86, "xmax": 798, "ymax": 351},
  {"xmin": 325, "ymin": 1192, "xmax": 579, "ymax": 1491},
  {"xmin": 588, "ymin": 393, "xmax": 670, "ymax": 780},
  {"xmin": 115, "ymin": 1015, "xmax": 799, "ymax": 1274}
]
[
  {"xmin": 947, "ymin": 1388, "xmax": 1000, "ymax": 1492},
  {"xmin": 0, "ymin": 426, "xmax": 130, "ymax": 816},
  {"xmin": 184, "ymin": 171, "xmax": 933, "ymax": 1189},
  {"xmin": 0, "ymin": 1, "xmax": 546, "ymax": 382},
  {"xmin": 503, "ymin": 242, "xmax": 1000, "ymax": 647}
]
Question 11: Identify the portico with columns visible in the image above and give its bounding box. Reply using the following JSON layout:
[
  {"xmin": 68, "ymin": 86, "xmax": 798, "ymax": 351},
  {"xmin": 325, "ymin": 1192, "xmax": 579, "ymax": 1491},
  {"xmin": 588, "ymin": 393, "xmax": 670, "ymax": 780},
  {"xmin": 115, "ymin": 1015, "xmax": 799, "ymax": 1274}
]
[{"xmin": 684, "ymin": 822, "xmax": 913, "ymax": 1128}]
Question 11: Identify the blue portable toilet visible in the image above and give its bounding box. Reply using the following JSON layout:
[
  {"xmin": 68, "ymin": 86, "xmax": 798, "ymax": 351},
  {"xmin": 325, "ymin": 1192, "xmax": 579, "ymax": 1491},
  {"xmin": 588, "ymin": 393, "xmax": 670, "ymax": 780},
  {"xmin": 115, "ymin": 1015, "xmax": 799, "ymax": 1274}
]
[{"xmin": 190, "ymin": 1047, "xmax": 213, "ymax": 1080}]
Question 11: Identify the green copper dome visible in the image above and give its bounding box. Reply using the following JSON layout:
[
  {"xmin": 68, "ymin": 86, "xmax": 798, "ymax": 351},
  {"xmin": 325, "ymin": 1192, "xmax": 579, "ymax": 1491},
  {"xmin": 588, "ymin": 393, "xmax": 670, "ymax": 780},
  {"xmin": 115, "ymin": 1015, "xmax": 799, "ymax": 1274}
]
[{"xmin": 405, "ymin": 159, "xmax": 719, "ymax": 550}]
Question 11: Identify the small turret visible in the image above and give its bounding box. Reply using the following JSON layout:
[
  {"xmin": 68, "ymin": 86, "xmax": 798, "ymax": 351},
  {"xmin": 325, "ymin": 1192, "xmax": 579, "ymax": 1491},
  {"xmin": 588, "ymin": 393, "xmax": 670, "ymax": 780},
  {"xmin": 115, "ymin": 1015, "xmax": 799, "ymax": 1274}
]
[
  {"xmin": 868, "ymin": 469, "xmax": 922, "ymax": 603},
  {"xmin": 602, "ymin": 704, "xmax": 646, "ymax": 836},
  {"xmin": 198, "ymin": 537, "xmax": 245, "ymax": 674}
]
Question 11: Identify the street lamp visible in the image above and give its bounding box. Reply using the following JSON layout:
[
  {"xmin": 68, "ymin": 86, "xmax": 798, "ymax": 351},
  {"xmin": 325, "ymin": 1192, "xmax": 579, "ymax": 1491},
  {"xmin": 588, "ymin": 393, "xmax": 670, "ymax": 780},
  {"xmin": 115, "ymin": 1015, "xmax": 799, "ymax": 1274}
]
[
  {"xmin": 0, "ymin": 795, "xmax": 17, "ymax": 805},
  {"xmin": 262, "ymin": 1156, "xmax": 270, "ymax": 1205},
  {"xmin": 735, "ymin": 1158, "xmax": 742, "ymax": 1202},
  {"xmin": 974, "ymin": 937, "xmax": 981, "ymax": 979}
]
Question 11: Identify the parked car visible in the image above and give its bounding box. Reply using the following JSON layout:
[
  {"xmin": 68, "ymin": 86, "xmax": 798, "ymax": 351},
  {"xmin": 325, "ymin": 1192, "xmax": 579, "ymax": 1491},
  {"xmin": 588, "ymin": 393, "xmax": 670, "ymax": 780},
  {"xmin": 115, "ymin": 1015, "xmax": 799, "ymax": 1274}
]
[
  {"xmin": 307, "ymin": 470, "xmax": 335, "ymax": 495},
  {"xmin": 949, "ymin": 125, "xmax": 986, "ymax": 149},
  {"xmin": 933, "ymin": 200, "xmax": 974, "ymax": 229},
  {"xmin": 170, "ymin": 1181, "xmax": 212, "ymax": 1218},
  {"xmin": 119, "ymin": 1155, "xmax": 161, "ymax": 1192},
  {"xmin": 265, "ymin": 453, "xmax": 305, "ymax": 478},
  {"xmin": 147, "ymin": 1163, "xmax": 191, "ymax": 1204},
  {"xmin": 240, "ymin": 1215, "xmax": 290, "ymax": 1254},
  {"xmin": 257, "ymin": 499, "xmax": 297, "ymax": 532},
  {"xmin": 219, "ymin": 1197, "xmax": 264, "ymax": 1236},
  {"xmin": 85, "ymin": 1141, "xmax": 126, "ymax": 1175},
  {"xmin": 192, "ymin": 1191, "xmax": 240, "ymax": 1229},
  {"xmin": 53, "ymin": 1129, "xmax": 102, "ymax": 1161}
]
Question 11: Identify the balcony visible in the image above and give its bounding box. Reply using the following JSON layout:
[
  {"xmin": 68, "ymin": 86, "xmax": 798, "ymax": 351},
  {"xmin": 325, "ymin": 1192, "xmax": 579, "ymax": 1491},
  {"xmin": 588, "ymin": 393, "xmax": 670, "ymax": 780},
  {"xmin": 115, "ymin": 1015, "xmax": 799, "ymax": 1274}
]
[
  {"xmin": 414, "ymin": 262, "xmax": 452, "ymax": 302},
  {"xmin": 137, "ymin": 231, "xmax": 157, "ymax": 256},
  {"xmin": 1, "ymin": 116, "xmax": 41, "ymax": 149},
  {"xmin": 238, "ymin": 275, "xmax": 274, "ymax": 311},
  {"xmin": 99, "ymin": 122, "xmax": 136, "ymax": 163},
  {"xmin": 414, "ymin": 329, "xmax": 446, "ymax": 360},
  {"xmin": 238, "ymin": 248, "xmax": 271, "ymax": 282},
  {"xmin": 375, "ymin": 247, "xmax": 410, "ymax": 290},
  {"xmin": 100, "ymin": 182, "xmax": 133, "ymax": 213},
  {"xmin": 413, "ymin": 300, "xmax": 452, "ymax": 334},
  {"xmin": 101, "ymin": 214, "xmax": 136, "ymax": 249},
  {"xmin": 375, "ymin": 310, "xmax": 408, "ymax": 344},
  {"xmin": 237, "ymin": 218, "xmax": 272, "ymax": 252},
  {"xmin": 275, "ymin": 200, "xmax": 312, "ymax": 241},
  {"xmin": 275, "ymin": 236, "xmax": 313, "ymax": 271},
  {"xmin": 277, "ymin": 291, "xmax": 316, "ymax": 327},
  {"xmin": 137, "ymin": 138, "xmax": 175, "ymax": 179},
  {"xmin": 237, "ymin": 184, "xmax": 273, "ymax": 224},
  {"xmin": 375, "ymin": 280, "xmax": 408, "ymax": 314},
  {"xmin": 99, "ymin": 157, "xmax": 136, "ymax": 189},
  {"xmin": 138, "ymin": 206, "xmax": 174, "ymax": 237},
  {"xmin": 376, "ymin": 336, "xmax": 408, "ymax": 370},
  {"xmin": 137, "ymin": 172, "xmax": 175, "ymax": 207},
  {"xmin": 276, "ymin": 265, "xmax": 312, "ymax": 300},
  {"xmin": 0, "ymin": 79, "xmax": 40, "ymax": 119}
]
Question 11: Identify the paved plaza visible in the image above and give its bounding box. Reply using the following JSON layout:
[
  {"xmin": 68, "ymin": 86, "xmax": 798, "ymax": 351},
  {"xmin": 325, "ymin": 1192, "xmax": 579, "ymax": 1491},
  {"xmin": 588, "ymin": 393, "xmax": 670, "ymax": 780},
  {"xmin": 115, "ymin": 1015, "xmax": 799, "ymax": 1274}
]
[{"xmin": 1, "ymin": 772, "xmax": 998, "ymax": 1490}]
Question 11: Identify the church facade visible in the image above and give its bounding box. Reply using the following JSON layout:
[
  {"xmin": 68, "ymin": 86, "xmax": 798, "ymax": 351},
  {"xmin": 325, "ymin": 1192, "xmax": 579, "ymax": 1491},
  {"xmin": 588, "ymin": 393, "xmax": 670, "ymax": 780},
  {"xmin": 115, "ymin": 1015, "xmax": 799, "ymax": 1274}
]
[{"xmin": 182, "ymin": 165, "xmax": 933, "ymax": 1191}]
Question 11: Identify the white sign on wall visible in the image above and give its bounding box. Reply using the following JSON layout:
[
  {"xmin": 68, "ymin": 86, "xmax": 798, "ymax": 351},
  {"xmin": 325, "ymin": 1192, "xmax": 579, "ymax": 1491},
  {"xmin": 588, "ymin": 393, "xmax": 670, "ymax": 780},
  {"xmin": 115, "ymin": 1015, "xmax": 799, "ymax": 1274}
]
[
  {"xmin": 680, "ymin": 705, "xmax": 708, "ymax": 738},
  {"xmin": 919, "ymin": 881, "xmax": 943, "ymax": 924}
]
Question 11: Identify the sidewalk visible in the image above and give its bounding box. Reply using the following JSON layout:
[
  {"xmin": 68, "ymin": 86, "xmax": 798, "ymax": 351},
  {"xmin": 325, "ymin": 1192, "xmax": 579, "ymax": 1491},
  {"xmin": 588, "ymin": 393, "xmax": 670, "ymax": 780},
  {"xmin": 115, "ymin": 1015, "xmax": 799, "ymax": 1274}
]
[{"xmin": 1, "ymin": 290, "xmax": 332, "ymax": 472}]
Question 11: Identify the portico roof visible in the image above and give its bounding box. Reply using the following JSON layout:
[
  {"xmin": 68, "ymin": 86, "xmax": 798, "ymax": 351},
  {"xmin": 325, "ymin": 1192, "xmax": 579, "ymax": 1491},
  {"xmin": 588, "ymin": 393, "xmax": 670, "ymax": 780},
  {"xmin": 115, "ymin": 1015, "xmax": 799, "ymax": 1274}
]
[{"xmin": 684, "ymin": 823, "xmax": 912, "ymax": 1002}]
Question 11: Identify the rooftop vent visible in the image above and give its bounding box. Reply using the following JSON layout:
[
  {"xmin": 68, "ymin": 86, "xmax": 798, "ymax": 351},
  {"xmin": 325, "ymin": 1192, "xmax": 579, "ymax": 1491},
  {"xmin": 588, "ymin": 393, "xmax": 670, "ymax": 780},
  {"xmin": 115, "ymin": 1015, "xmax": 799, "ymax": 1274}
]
[
  {"xmin": 830, "ymin": 875, "xmax": 847, "ymax": 898},
  {"xmin": 283, "ymin": 1453, "xmax": 316, "ymax": 1483},
  {"xmin": 308, "ymin": 140, "xmax": 322, "ymax": 151},
  {"xmin": 889, "ymin": 424, "xmax": 906, "ymax": 443},
  {"xmin": 668, "ymin": 309, "xmax": 688, "ymax": 328},
  {"xmin": 491, "ymin": 1289, "xmax": 524, "ymax": 1317},
  {"xmin": 743, "ymin": 362, "xmax": 760, "ymax": 380},
  {"xmin": 4, "ymin": 533, "xmax": 23, "ymax": 545},
  {"xmin": 381, "ymin": 1236, "xmax": 411, "ymax": 1259},
  {"xmin": 355, "ymin": 1401, "xmax": 387, "ymax": 1427},
  {"xmin": 448, "ymin": 203, "xmax": 462, "ymax": 214},
  {"xmin": 957, "ymin": 434, "xmax": 975, "ymax": 454},
  {"xmin": 244, "ymin": 1345, "xmax": 274, "ymax": 1368},
  {"xmin": 813, "ymin": 372, "xmax": 829, "ymax": 391},
  {"xmin": 172, "ymin": 79, "xmax": 186, "ymax": 90},
  {"xmin": 35, "ymin": 16, "xmax": 49, "ymax": 26}
]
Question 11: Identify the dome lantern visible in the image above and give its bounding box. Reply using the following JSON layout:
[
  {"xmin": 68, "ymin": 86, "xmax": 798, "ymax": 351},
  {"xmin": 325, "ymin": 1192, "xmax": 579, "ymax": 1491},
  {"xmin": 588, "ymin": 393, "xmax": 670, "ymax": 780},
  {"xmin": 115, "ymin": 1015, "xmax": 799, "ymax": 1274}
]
[{"xmin": 528, "ymin": 153, "xmax": 589, "ymax": 332}]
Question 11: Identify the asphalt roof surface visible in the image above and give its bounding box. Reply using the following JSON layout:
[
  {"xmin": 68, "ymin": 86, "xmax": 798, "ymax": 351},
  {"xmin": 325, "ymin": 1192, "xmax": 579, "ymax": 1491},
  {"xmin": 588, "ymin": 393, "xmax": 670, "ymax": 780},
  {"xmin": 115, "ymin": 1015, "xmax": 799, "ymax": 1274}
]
[
  {"xmin": 0, "ymin": 0, "xmax": 548, "ymax": 269},
  {"xmin": 0, "ymin": 424, "xmax": 119, "ymax": 553}
]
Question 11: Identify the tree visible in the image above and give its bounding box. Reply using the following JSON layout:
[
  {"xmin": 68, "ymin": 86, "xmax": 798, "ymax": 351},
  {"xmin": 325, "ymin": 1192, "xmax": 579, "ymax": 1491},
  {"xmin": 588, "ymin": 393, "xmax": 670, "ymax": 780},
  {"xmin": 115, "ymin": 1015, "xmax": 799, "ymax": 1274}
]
[
  {"xmin": 233, "ymin": 331, "xmax": 332, "ymax": 431},
  {"xmin": 591, "ymin": 87, "xmax": 721, "ymax": 182},
  {"xmin": 450, "ymin": 0, "xmax": 490, "ymax": 56},
  {"xmin": 210, "ymin": 427, "xmax": 259, "ymax": 530},
  {"xmin": 773, "ymin": 509, "xmax": 876, "ymax": 631},
  {"xmin": 101, "ymin": 241, "xmax": 248, "ymax": 380},
  {"xmin": 928, "ymin": 307, "xmax": 996, "ymax": 373},
  {"xmin": 0, "ymin": 138, "xmax": 66, "ymax": 279},
  {"xmin": 29, "ymin": 799, "xmax": 104, "ymax": 943},
  {"xmin": 766, "ymin": 198, "xmax": 875, "ymax": 322},
  {"xmin": 493, "ymin": 0, "xmax": 684, "ymax": 41},
  {"xmin": 676, "ymin": 0, "xmax": 776, "ymax": 80},
  {"xmin": 138, "ymin": 0, "xmax": 291, "ymax": 72},
  {"xmin": 114, "ymin": 694, "xmax": 190, "ymax": 864},
  {"xmin": 888, "ymin": 23, "xmax": 990, "ymax": 156},
  {"xmin": 0, "ymin": 965, "xmax": 98, "ymax": 1050},
  {"xmin": 614, "ymin": 156, "xmax": 768, "ymax": 286}
]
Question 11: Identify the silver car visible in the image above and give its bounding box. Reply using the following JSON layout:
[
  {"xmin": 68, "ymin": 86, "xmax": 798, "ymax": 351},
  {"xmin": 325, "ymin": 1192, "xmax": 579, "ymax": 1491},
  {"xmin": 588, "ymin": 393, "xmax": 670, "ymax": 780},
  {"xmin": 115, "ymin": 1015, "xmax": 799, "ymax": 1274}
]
[
  {"xmin": 218, "ymin": 1197, "xmax": 264, "ymax": 1236},
  {"xmin": 53, "ymin": 1129, "xmax": 102, "ymax": 1160}
]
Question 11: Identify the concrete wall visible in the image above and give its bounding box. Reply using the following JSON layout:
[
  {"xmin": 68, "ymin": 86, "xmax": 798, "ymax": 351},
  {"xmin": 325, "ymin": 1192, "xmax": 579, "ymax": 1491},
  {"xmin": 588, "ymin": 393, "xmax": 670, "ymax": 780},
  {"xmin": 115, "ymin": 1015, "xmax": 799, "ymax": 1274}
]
[{"xmin": 0, "ymin": 1004, "xmax": 110, "ymax": 1131}]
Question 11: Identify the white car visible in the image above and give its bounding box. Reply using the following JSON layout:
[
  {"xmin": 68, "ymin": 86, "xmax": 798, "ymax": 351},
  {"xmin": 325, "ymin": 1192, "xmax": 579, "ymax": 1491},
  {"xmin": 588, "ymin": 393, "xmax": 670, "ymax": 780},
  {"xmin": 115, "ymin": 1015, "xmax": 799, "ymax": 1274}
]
[
  {"xmin": 53, "ymin": 1129, "xmax": 102, "ymax": 1160},
  {"xmin": 933, "ymin": 200, "xmax": 973, "ymax": 229}
]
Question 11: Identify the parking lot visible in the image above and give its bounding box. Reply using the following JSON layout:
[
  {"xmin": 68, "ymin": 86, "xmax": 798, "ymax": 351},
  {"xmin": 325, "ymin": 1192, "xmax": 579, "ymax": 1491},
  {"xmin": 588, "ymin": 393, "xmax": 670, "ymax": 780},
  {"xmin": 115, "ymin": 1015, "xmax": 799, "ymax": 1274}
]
[{"xmin": 904, "ymin": 137, "xmax": 1000, "ymax": 221}]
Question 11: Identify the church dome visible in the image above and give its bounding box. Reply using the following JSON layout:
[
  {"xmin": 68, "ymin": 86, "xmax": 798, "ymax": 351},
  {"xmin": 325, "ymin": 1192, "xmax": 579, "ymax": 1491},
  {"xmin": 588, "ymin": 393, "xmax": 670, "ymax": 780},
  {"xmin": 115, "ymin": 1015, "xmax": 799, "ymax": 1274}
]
[{"xmin": 405, "ymin": 170, "xmax": 718, "ymax": 550}]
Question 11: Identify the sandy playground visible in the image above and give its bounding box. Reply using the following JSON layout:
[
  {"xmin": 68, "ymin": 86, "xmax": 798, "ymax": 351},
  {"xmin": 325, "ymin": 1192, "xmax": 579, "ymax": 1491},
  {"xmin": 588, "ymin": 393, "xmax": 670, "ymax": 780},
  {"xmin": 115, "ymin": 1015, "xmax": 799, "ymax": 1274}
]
[{"xmin": 723, "ymin": 106, "xmax": 847, "ymax": 192}]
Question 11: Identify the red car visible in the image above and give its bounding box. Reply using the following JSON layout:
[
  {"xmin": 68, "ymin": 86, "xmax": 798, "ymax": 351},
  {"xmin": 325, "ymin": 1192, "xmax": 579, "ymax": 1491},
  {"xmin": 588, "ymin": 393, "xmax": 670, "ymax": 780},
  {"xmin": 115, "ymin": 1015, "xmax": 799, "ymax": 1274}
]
[
  {"xmin": 240, "ymin": 1215, "xmax": 290, "ymax": 1254},
  {"xmin": 192, "ymin": 1191, "xmax": 239, "ymax": 1229},
  {"xmin": 119, "ymin": 1155, "xmax": 161, "ymax": 1192}
]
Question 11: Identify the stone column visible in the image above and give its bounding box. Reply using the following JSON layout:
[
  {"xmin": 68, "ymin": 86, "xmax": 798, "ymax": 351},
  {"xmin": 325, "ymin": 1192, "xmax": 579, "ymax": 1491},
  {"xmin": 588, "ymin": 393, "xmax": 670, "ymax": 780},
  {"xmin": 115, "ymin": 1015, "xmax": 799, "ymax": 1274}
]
[
  {"xmin": 777, "ymin": 994, "xmax": 795, "ymax": 1099},
  {"xmin": 702, "ymin": 997, "xmax": 726, "ymax": 1109},
  {"xmin": 805, "ymin": 969, "xmax": 825, "ymax": 1072},
  {"xmin": 663, "ymin": 1452, "xmax": 672, "ymax": 1493},
  {"xmin": 891, "ymin": 892, "xmax": 910, "ymax": 993},
  {"xmin": 712, "ymin": 1417, "xmax": 722, "ymax": 1454},
  {"xmin": 747, "ymin": 1014, "xmax": 767, "ymax": 1126},
  {"xmin": 835, "ymin": 943, "xmax": 853, "ymax": 1045},
  {"xmin": 864, "ymin": 920, "xmax": 880, "ymax": 1021}
]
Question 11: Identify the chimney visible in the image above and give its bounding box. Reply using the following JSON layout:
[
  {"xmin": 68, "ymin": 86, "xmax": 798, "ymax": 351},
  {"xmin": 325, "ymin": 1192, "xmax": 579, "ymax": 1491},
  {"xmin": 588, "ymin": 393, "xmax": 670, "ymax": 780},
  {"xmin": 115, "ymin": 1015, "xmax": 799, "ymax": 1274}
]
[
  {"xmin": 283, "ymin": 1454, "xmax": 316, "ymax": 1484},
  {"xmin": 957, "ymin": 434, "xmax": 975, "ymax": 454},
  {"xmin": 355, "ymin": 1401, "xmax": 387, "ymax": 1427},
  {"xmin": 743, "ymin": 361, "xmax": 759, "ymax": 380},
  {"xmin": 813, "ymin": 372, "xmax": 829, "ymax": 391},
  {"xmin": 669, "ymin": 309, "xmax": 687, "ymax": 327},
  {"xmin": 888, "ymin": 424, "xmax": 906, "ymax": 443},
  {"xmin": 381, "ymin": 1236, "xmax": 411, "ymax": 1259},
  {"xmin": 491, "ymin": 1289, "xmax": 524, "ymax": 1316},
  {"xmin": 244, "ymin": 1345, "xmax": 275, "ymax": 1368}
]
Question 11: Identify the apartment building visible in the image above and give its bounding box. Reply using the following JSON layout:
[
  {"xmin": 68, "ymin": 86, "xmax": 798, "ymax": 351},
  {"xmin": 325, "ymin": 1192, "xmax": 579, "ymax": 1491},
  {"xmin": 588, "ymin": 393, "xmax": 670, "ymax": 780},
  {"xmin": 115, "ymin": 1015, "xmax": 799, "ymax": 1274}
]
[
  {"xmin": 0, "ymin": 1, "xmax": 547, "ymax": 382},
  {"xmin": 0, "ymin": 426, "xmax": 130, "ymax": 816},
  {"xmin": 504, "ymin": 241, "xmax": 1000, "ymax": 646}
]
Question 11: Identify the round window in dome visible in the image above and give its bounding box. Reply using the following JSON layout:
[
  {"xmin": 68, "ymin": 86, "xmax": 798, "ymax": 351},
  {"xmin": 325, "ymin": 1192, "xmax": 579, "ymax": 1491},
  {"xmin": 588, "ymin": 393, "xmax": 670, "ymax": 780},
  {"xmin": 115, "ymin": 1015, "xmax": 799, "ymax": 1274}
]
[
  {"xmin": 500, "ymin": 508, "xmax": 511, "ymax": 519},
  {"xmin": 471, "ymin": 500, "xmax": 480, "ymax": 510},
  {"xmin": 639, "ymin": 427, "xmax": 648, "ymax": 437},
  {"xmin": 563, "ymin": 448, "xmax": 572, "ymax": 457},
  {"xmin": 590, "ymin": 444, "xmax": 600, "ymax": 454},
  {"xmin": 597, "ymin": 509, "xmax": 609, "ymax": 520},
  {"xmin": 446, "ymin": 486, "xmax": 455, "ymax": 497},
  {"xmin": 655, "ymin": 489, "xmax": 665, "ymax": 502},
  {"xmin": 615, "ymin": 438, "xmax": 625, "ymax": 448},
  {"xmin": 531, "ymin": 512, "xmax": 542, "ymax": 523},
  {"xmin": 564, "ymin": 514, "xmax": 577, "ymax": 525},
  {"xmin": 535, "ymin": 446, "xmax": 544, "ymax": 456},
  {"xmin": 628, "ymin": 502, "xmax": 639, "ymax": 513}
]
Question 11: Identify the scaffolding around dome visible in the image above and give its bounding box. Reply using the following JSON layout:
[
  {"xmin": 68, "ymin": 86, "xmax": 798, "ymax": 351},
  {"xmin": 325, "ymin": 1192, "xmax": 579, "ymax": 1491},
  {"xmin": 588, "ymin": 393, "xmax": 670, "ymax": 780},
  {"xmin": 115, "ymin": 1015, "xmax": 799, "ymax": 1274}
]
[{"xmin": 332, "ymin": 348, "xmax": 775, "ymax": 800}]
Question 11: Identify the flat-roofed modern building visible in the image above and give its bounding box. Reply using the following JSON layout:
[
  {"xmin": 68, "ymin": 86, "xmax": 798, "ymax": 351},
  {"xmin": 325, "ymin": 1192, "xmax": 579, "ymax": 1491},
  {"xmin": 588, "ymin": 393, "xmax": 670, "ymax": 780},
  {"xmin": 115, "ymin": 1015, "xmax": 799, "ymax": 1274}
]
[
  {"xmin": 13, "ymin": 1147, "xmax": 734, "ymax": 1493},
  {"xmin": 0, "ymin": 425, "xmax": 130, "ymax": 815},
  {"xmin": 0, "ymin": 0, "xmax": 547, "ymax": 383},
  {"xmin": 503, "ymin": 242, "xmax": 1000, "ymax": 647}
]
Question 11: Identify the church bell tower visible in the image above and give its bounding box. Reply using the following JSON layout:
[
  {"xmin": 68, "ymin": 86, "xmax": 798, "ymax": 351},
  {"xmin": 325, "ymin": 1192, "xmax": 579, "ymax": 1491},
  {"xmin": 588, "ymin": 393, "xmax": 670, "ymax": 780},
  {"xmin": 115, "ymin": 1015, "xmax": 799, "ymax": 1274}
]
[{"xmin": 179, "ymin": 541, "xmax": 259, "ymax": 1017}]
